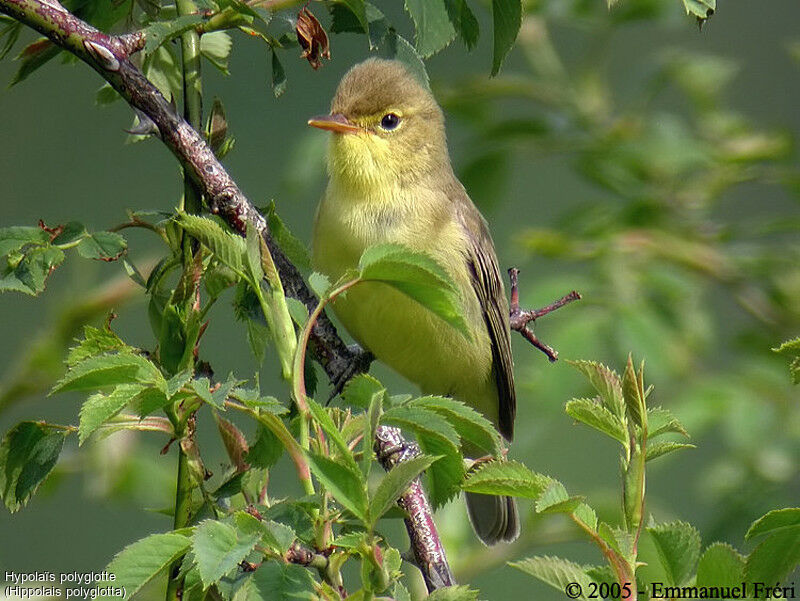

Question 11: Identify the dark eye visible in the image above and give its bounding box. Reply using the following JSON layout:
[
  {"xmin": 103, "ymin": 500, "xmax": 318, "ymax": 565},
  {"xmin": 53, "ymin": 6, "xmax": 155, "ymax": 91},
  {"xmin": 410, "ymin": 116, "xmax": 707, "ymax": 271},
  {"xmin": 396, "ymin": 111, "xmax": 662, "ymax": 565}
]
[{"xmin": 380, "ymin": 113, "xmax": 400, "ymax": 130}]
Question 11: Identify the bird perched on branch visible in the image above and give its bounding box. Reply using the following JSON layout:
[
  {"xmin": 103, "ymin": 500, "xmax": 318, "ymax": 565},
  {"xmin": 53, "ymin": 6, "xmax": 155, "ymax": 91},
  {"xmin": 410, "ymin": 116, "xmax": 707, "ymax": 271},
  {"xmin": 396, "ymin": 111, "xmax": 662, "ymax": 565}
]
[{"xmin": 309, "ymin": 58, "xmax": 518, "ymax": 545}]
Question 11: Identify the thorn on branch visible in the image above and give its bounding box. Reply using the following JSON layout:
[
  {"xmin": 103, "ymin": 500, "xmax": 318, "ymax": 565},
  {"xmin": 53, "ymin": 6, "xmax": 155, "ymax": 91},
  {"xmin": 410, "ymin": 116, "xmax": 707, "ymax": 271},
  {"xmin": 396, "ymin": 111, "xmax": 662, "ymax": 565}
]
[
  {"xmin": 508, "ymin": 267, "xmax": 581, "ymax": 363},
  {"xmin": 83, "ymin": 39, "xmax": 120, "ymax": 71}
]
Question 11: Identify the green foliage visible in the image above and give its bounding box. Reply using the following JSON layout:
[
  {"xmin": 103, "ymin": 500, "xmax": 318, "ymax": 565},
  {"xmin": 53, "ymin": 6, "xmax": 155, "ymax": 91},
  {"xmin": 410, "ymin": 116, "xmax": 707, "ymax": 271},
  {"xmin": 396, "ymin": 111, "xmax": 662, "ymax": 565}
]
[
  {"xmin": 510, "ymin": 557, "xmax": 594, "ymax": 601},
  {"xmin": 0, "ymin": 421, "xmax": 69, "ymax": 512},
  {"xmin": 104, "ymin": 533, "xmax": 192, "ymax": 600}
]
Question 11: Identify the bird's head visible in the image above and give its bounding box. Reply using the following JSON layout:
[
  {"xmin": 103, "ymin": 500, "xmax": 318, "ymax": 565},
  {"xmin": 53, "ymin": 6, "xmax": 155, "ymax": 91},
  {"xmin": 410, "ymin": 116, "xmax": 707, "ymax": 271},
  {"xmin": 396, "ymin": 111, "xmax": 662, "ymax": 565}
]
[{"xmin": 308, "ymin": 58, "xmax": 450, "ymax": 192}]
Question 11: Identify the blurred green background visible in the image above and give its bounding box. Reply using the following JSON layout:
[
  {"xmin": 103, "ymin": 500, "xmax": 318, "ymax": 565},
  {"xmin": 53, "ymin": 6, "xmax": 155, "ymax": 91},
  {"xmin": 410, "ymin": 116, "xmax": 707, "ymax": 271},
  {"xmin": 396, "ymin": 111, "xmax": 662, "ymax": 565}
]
[{"xmin": 1, "ymin": 0, "xmax": 799, "ymax": 598}]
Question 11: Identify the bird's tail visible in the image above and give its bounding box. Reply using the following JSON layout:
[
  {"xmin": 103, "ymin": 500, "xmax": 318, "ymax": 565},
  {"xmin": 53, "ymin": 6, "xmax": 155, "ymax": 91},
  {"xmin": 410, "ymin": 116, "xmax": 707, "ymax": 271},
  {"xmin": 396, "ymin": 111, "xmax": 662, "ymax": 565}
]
[{"xmin": 465, "ymin": 491, "xmax": 520, "ymax": 545}]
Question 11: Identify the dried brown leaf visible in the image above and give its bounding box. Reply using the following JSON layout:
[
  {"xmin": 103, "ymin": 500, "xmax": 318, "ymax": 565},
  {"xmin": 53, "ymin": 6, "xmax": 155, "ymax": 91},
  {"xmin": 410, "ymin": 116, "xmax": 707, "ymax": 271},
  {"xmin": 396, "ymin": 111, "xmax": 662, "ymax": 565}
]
[{"xmin": 296, "ymin": 6, "xmax": 330, "ymax": 70}]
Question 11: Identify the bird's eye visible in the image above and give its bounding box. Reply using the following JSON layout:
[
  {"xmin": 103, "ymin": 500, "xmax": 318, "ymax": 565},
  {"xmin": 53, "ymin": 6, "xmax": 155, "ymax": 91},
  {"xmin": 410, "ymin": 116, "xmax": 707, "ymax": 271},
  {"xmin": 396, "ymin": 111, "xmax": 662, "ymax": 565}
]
[{"xmin": 379, "ymin": 113, "xmax": 400, "ymax": 131}]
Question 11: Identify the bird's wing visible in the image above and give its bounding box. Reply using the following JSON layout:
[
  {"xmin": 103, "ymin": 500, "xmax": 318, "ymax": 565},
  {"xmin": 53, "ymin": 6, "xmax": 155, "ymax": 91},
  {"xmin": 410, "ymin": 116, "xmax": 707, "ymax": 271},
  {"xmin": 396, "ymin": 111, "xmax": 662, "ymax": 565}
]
[{"xmin": 452, "ymin": 183, "xmax": 516, "ymax": 441}]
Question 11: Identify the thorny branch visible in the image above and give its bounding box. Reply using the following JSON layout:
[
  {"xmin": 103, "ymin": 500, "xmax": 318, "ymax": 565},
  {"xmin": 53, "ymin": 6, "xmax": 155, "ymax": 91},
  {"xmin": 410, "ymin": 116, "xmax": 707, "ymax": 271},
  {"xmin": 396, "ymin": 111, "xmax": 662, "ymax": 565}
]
[{"xmin": 0, "ymin": 0, "xmax": 451, "ymax": 591}]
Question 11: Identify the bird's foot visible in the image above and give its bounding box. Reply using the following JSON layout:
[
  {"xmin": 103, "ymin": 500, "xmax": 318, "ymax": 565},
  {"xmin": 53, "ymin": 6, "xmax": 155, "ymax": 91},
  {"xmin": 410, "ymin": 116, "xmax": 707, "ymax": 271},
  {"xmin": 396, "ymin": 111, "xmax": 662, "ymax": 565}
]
[{"xmin": 507, "ymin": 267, "xmax": 581, "ymax": 362}]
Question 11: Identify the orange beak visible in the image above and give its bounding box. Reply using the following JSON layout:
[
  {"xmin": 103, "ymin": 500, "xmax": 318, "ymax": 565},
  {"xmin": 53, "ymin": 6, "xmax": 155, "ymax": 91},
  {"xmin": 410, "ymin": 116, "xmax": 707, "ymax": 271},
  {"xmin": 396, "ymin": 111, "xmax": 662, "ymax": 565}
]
[{"xmin": 307, "ymin": 113, "xmax": 361, "ymax": 134}]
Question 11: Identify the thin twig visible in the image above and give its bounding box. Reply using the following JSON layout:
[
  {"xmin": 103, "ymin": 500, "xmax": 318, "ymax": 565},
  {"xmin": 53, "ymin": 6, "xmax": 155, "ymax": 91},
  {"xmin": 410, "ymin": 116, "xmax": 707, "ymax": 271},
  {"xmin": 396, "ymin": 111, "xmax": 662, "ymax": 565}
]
[{"xmin": 508, "ymin": 267, "xmax": 581, "ymax": 362}]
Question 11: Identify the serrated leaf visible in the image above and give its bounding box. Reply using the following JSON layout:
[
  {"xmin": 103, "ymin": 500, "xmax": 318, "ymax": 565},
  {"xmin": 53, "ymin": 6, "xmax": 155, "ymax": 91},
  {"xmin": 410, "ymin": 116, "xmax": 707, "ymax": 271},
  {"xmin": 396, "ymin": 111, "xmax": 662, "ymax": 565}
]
[
  {"xmin": 214, "ymin": 413, "xmax": 250, "ymax": 472},
  {"xmin": 11, "ymin": 39, "xmax": 61, "ymax": 86},
  {"xmin": 565, "ymin": 398, "xmax": 628, "ymax": 446},
  {"xmin": 144, "ymin": 14, "xmax": 205, "ymax": 53},
  {"xmin": 509, "ymin": 556, "xmax": 593, "ymax": 601},
  {"xmin": 682, "ymin": 0, "xmax": 715, "ymax": 19},
  {"xmin": 426, "ymin": 585, "xmax": 480, "ymax": 601},
  {"xmin": 773, "ymin": 337, "xmax": 800, "ymax": 384},
  {"xmin": 335, "ymin": 0, "xmax": 368, "ymax": 34},
  {"xmin": 568, "ymin": 360, "xmax": 624, "ymax": 420},
  {"xmin": 369, "ymin": 454, "xmax": 437, "ymax": 527},
  {"xmin": 343, "ymin": 373, "xmax": 384, "ymax": 408},
  {"xmin": 308, "ymin": 271, "xmax": 332, "ymax": 298},
  {"xmin": 0, "ymin": 226, "xmax": 49, "ymax": 255},
  {"xmin": 573, "ymin": 503, "xmax": 598, "ymax": 531},
  {"xmin": 377, "ymin": 30, "xmax": 429, "ymax": 89},
  {"xmin": 536, "ymin": 481, "xmax": 583, "ymax": 514},
  {"xmin": 1, "ymin": 245, "xmax": 65, "ymax": 295},
  {"xmin": 131, "ymin": 386, "xmax": 172, "ymax": 417},
  {"xmin": 744, "ymin": 527, "xmax": 800, "ymax": 586},
  {"xmin": 410, "ymin": 396, "xmax": 501, "ymax": 456},
  {"xmin": 696, "ymin": 543, "xmax": 745, "ymax": 587},
  {"xmin": 306, "ymin": 452, "xmax": 367, "ymax": 521},
  {"xmin": 0, "ymin": 421, "xmax": 69, "ymax": 512},
  {"xmin": 53, "ymin": 352, "xmax": 165, "ymax": 394},
  {"xmin": 405, "ymin": 0, "xmax": 456, "ymax": 58},
  {"xmin": 646, "ymin": 441, "xmax": 695, "ymax": 461},
  {"xmin": 362, "ymin": 380, "xmax": 383, "ymax": 477},
  {"xmin": 622, "ymin": 354, "xmax": 645, "ymax": 428},
  {"xmin": 245, "ymin": 425, "xmax": 283, "ymax": 469},
  {"xmin": 67, "ymin": 323, "xmax": 127, "ymax": 366},
  {"xmin": 359, "ymin": 243, "xmax": 469, "ymax": 338},
  {"xmin": 462, "ymin": 460, "xmax": 551, "ymax": 499},
  {"xmin": 444, "ymin": 0, "xmax": 479, "ymax": 50},
  {"xmin": 491, "ymin": 0, "xmax": 521, "ymax": 76},
  {"xmin": 104, "ymin": 533, "xmax": 191, "ymax": 600},
  {"xmin": 266, "ymin": 208, "xmax": 311, "ymax": 271},
  {"xmin": 307, "ymin": 398, "xmax": 360, "ymax": 474},
  {"xmin": 176, "ymin": 212, "xmax": 246, "ymax": 274},
  {"xmin": 647, "ymin": 407, "xmax": 689, "ymax": 439},
  {"xmin": 260, "ymin": 520, "xmax": 296, "ymax": 555},
  {"xmin": 192, "ymin": 519, "xmax": 260, "ymax": 588},
  {"xmin": 79, "ymin": 384, "xmax": 144, "ymax": 445},
  {"xmin": 77, "ymin": 231, "xmax": 127, "ymax": 261},
  {"xmin": 746, "ymin": 508, "xmax": 800, "ymax": 540},
  {"xmin": 647, "ymin": 521, "xmax": 701, "ymax": 586},
  {"xmin": 233, "ymin": 562, "xmax": 316, "ymax": 601}
]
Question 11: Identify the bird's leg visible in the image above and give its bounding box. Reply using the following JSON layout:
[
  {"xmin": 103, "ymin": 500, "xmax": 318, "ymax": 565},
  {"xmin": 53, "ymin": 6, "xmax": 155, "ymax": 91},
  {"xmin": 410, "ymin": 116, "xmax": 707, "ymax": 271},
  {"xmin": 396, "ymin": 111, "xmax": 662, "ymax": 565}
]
[
  {"xmin": 508, "ymin": 267, "xmax": 581, "ymax": 363},
  {"xmin": 326, "ymin": 344, "xmax": 375, "ymax": 403}
]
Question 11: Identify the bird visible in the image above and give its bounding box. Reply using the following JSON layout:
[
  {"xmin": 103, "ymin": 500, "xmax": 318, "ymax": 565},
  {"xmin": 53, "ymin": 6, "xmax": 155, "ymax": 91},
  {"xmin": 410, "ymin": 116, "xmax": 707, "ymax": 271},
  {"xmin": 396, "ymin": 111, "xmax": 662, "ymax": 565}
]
[{"xmin": 308, "ymin": 58, "xmax": 518, "ymax": 545}]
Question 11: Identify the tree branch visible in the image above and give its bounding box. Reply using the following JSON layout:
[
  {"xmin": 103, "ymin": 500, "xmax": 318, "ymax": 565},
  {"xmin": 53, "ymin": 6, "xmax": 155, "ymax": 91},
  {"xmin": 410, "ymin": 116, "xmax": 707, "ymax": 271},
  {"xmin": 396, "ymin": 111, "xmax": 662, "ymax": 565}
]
[{"xmin": 0, "ymin": 0, "xmax": 453, "ymax": 591}]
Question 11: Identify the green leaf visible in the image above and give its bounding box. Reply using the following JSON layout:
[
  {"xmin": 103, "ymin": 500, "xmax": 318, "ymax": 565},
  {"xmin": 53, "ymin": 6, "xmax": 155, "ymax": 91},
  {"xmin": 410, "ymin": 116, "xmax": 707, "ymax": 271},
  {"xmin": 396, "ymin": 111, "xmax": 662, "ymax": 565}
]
[
  {"xmin": 269, "ymin": 48, "xmax": 286, "ymax": 97},
  {"xmin": 192, "ymin": 519, "xmax": 260, "ymax": 588},
  {"xmin": 622, "ymin": 355, "xmax": 645, "ymax": 429},
  {"xmin": 233, "ymin": 562, "xmax": 316, "ymax": 601},
  {"xmin": 696, "ymin": 543, "xmax": 745, "ymax": 588},
  {"xmin": 201, "ymin": 31, "xmax": 232, "ymax": 74},
  {"xmin": 462, "ymin": 460, "xmax": 551, "ymax": 499},
  {"xmin": 79, "ymin": 384, "xmax": 144, "ymax": 445},
  {"xmin": 144, "ymin": 14, "xmax": 205, "ymax": 53},
  {"xmin": 335, "ymin": 0, "xmax": 368, "ymax": 34},
  {"xmin": 646, "ymin": 521, "xmax": 701, "ymax": 586},
  {"xmin": 308, "ymin": 271, "xmax": 332, "ymax": 298},
  {"xmin": 567, "ymin": 360, "xmax": 624, "ymax": 420},
  {"xmin": 426, "ymin": 586, "xmax": 480, "ymax": 601},
  {"xmin": 744, "ymin": 527, "xmax": 800, "ymax": 586},
  {"xmin": 773, "ymin": 337, "xmax": 800, "ymax": 384},
  {"xmin": 369, "ymin": 454, "xmax": 438, "ymax": 526},
  {"xmin": 52, "ymin": 352, "xmax": 166, "ymax": 394},
  {"xmin": 1, "ymin": 245, "xmax": 65, "ymax": 295},
  {"xmin": 362, "ymin": 380, "xmax": 384, "ymax": 477},
  {"xmin": 0, "ymin": 421, "xmax": 69, "ymax": 512},
  {"xmin": 645, "ymin": 441, "xmax": 695, "ymax": 461},
  {"xmin": 67, "ymin": 323, "xmax": 127, "ymax": 366},
  {"xmin": 746, "ymin": 508, "xmax": 800, "ymax": 540},
  {"xmin": 306, "ymin": 452, "xmax": 368, "ymax": 521},
  {"xmin": 377, "ymin": 30, "xmax": 430, "ymax": 91},
  {"xmin": 130, "ymin": 386, "xmax": 172, "ymax": 418},
  {"xmin": 144, "ymin": 45, "xmax": 182, "ymax": 104},
  {"xmin": 383, "ymin": 403, "xmax": 463, "ymax": 506},
  {"xmin": 573, "ymin": 503, "xmax": 598, "ymax": 532},
  {"xmin": 246, "ymin": 425, "xmax": 283, "ymax": 469},
  {"xmin": 536, "ymin": 481, "xmax": 583, "ymax": 514},
  {"xmin": 509, "ymin": 556, "xmax": 593, "ymax": 601},
  {"xmin": 647, "ymin": 407, "xmax": 689, "ymax": 439},
  {"xmin": 565, "ymin": 398, "xmax": 628, "ymax": 446},
  {"xmin": 358, "ymin": 244, "xmax": 469, "ymax": 338},
  {"xmin": 404, "ymin": 0, "xmax": 456, "ymax": 58},
  {"xmin": 175, "ymin": 212, "xmax": 246, "ymax": 275},
  {"xmin": 266, "ymin": 207, "xmax": 311, "ymax": 271},
  {"xmin": 490, "ymin": 0, "xmax": 521, "ymax": 76},
  {"xmin": 104, "ymin": 533, "xmax": 191, "ymax": 600},
  {"xmin": 77, "ymin": 231, "xmax": 127, "ymax": 261},
  {"xmin": 343, "ymin": 373, "xmax": 384, "ymax": 408},
  {"xmin": 259, "ymin": 520, "xmax": 296, "ymax": 555},
  {"xmin": 410, "ymin": 396, "xmax": 501, "ymax": 456},
  {"xmin": 444, "ymin": 0, "xmax": 479, "ymax": 50},
  {"xmin": 11, "ymin": 39, "xmax": 61, "ymax": 86},
  {"xmin": 306, "ymin": 398, "xmax": 360, "ymax": 474},
  {"xmin": 0, "ymin": 225, "xmax": 49, "ymax": 255},
  {"xmin": 682, "ymin": 0, "xmax": 715, "ymax": 20}
]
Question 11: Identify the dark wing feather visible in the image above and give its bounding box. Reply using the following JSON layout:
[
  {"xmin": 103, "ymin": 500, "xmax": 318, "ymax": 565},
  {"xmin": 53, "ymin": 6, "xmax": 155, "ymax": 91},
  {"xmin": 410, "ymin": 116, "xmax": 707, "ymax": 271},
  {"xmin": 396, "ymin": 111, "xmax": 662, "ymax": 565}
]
[{"xmin": 452, "ymin": 183, "xmax": 516, "ymax": 441}]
